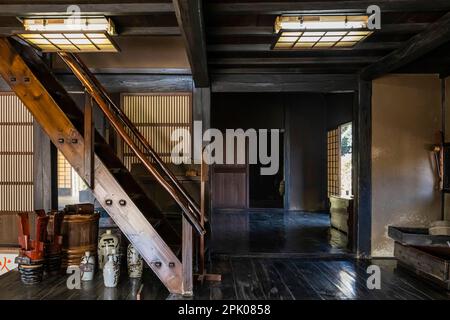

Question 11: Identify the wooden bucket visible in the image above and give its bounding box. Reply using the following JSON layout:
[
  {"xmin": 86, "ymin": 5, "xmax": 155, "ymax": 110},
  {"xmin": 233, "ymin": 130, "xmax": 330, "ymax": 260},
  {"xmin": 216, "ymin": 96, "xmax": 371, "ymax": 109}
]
[{"xmin": 61, "ymin": 212, "xmax": 100, "ymax": 269}]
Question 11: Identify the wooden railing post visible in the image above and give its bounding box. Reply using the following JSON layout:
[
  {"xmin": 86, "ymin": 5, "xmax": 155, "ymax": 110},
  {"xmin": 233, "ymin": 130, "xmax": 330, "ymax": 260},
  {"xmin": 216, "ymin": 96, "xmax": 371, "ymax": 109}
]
[
  {"xmin": 182, "ymin": 217, "xmax": 193, "ymax": 296},
  {"xmin": 194, "ymin": 149, "xmax": 221, "ymax": 283},
  {"xmin": 83, "ymin": 92, "xmax": 94, "ymax": 188},
  {"xmin": 199, "ymin": 154, "xmax": 208, "ymax": 275}
]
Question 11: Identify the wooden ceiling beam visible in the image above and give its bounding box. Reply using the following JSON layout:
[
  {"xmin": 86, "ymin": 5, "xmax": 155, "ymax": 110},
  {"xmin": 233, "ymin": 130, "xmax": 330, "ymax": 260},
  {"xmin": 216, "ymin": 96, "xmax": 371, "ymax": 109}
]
[
  {"xmin": 173, "ymin": 0, "xmax": 209, "ymax": 87},
  {"xmin": 119, "ymin": 27, "xmax": 180, "ymax": 36},
  {"xmin": 210, "ymin": 67, "xmax": 362, "ymax": 74},
  {"xmin": 207, "ymin": 1, "xmax": 450, "ymax": 15},
  {"xmin": 361, "ymin": 12, "xmax": 450, "ymax": 80},
  {"xmin": 207, "ymin": 23, "xmax": 429, "ymax": 36},
  {"xmin": 0, "ymin": 26, "xmax": 181, "ymax": 37},
  {"xmin": 211, "ymin": 73, "xmax": 358, "ymax": 93},
  {"xmin": 209, "ymin": 56, "xmax": 380, "ymax": 66},
  {"xmin": 207, "ymin": 42, "xmax": 401, "ymax": 52},
  {"xmin": 0, "ymin": 3, "xmax": 174, "ymax": 16}
]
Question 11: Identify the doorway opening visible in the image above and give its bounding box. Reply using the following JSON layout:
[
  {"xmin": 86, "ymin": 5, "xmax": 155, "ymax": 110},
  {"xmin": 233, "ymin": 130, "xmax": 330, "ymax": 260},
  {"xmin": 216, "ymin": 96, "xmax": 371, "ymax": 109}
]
[
  {"xmin": 210, "ymin": 92, "xmax": 356, "ymax": 256},
  {"xmin": 249, "ymin": 132, "xmax": 285, "ymax": 209}
]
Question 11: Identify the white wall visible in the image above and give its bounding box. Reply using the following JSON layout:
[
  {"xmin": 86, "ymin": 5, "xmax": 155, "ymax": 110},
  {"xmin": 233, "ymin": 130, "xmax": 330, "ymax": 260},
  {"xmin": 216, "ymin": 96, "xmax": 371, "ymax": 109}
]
[{"xmin": 371, "ymin": 74, "xmax": 442, "ymax": 257}]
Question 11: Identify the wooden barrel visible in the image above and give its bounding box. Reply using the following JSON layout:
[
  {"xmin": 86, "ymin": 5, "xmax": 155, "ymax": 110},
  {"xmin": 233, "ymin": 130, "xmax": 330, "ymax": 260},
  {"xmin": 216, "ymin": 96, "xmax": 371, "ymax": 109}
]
[{"xmin": 61, "ymin": 212, "xmax": 100, "ymax": 269}]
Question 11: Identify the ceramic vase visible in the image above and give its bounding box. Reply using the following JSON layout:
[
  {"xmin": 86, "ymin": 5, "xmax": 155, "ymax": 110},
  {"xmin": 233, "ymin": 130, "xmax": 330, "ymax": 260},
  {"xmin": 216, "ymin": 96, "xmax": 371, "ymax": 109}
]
[
  {"xmin": 127, "ymin": 244, "xmax": 143, "ymax": 278},
  {"xmin": 103, "ymin": 250, "xmax": 119, "ymax": 288},
  {"xmin": 98, "ymin": 229, "xmax": 119, "ymax": 270},
  {"xmin": 80, "ymin": 251, "xmax": 95, "ymax": 281}
]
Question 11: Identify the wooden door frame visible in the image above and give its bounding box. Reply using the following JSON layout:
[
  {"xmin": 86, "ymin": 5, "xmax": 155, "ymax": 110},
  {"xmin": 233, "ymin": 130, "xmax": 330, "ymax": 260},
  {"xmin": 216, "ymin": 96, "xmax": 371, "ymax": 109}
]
[
  {"xmin": 354, "ymin": 80, "xmax": 372, "ymax": 258},
  {"xmin": 283, "ymin": 88, "xmax": 371, "ymax": 257}
]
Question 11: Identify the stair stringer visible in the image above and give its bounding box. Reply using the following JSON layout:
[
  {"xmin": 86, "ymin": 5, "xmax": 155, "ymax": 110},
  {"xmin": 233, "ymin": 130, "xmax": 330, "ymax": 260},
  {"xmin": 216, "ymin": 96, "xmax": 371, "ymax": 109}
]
[
  {"xmin": 93, "ymin": 155, "xmax": 184, "ymax": 294},
  {"xmin": 0, "ymin": 37, "xmax": 185, "ymax": 295}
]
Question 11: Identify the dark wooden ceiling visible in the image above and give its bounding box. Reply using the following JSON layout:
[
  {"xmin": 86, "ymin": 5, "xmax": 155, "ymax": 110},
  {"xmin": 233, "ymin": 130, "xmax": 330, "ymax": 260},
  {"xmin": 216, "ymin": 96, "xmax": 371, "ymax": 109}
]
[
  {"xmin": 0, "ymin": 0, "xmax": 450, "ymax": 82},
  {"xmin": 203, "ymin": 1, "xmax": 449, "ymax": 74}
]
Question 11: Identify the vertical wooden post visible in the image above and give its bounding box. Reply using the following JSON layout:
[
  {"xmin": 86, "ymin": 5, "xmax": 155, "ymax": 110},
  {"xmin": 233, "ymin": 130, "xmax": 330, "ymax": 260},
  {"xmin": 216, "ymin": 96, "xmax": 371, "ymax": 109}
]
[
  {"xmin": 182, "ymin": 217, "xmax": 193, "ymax": 296},
  {"xmin": 84, "ymin": 92, "xmax": 94, "ymax": 188},
  {"xmin": 356, "ymin": 78, "xmax": 372, "ymax": 258},
  {"xmin": 33, "ymin": 123, "xmax": 52, "ymax": 212},
  {"xmin": 440, "ymin": 78, "xmax": 446, "ymax": 220},
  {"xmin": 199, "ymin": 154, "xmax": 208, "ymax": 276}
]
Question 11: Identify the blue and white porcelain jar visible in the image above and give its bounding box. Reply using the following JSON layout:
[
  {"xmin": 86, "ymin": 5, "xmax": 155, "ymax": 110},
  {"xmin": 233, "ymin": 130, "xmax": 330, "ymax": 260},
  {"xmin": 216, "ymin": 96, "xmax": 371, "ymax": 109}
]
[
  {"xmin": 127, "ymin": 244, "xmax": 143, "ymax": 278},
  {"xmin": 80, "ymin": 251, "xmax": 95, "ymax": 281}
]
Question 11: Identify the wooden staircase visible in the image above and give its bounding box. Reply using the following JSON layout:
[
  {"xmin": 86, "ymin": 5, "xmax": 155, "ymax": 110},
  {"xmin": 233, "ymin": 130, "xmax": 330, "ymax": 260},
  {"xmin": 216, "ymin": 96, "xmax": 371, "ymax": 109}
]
[{"xmin": 0, "ymin": 37, "xmax": 203, "ymax": 295}]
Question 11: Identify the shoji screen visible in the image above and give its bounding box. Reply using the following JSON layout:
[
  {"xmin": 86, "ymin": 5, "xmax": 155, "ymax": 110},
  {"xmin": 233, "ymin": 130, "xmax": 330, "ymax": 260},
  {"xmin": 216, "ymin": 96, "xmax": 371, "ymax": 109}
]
[
  {"xmin": 0, "ymin": 94, "xmax": 34, "ymax": 245},
  {"xmin": 122, "ymin": 94, "xmax": 192, "ymax": 169}
]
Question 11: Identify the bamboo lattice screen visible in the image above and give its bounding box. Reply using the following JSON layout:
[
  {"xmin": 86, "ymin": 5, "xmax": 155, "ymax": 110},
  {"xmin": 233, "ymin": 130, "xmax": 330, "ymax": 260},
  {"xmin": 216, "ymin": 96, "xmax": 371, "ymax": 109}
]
[
  {"xmin": 122, "ymin": 94, "xmax": 192, "ymax": 169},
  {"xmin": 0, "ymin": 94, "xmax": 34, "ymax": 214}
]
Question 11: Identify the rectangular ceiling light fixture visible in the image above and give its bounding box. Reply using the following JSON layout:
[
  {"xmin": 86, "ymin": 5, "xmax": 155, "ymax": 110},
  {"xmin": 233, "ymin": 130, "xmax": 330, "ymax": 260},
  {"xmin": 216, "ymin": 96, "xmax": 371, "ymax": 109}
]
[
  {"xmin": 16, "ymin": 17, "xmax": 119, "ymax": 52},
  {"xmin": 272, "ymin": 15, "xmax": 373, "ymax": 50}
]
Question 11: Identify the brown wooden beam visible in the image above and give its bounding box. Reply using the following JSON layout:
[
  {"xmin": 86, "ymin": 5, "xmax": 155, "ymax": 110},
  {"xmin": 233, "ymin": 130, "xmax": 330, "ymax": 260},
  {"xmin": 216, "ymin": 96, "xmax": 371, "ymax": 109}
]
[
  {"xmin": 211, "ymin": 67, "xmax": 362, "ymax": 74},
  {"xmin": 207, "ymin": 1, "xmax": 450, "ymax": 14},
  {"xmin": 173, "ymin": 0, "xmax": 209, "ymax": 87},
  {"xmin": 2, "ymin": 26, "xmax": 178, "ymax": 38},
  {"xmin": 0, "ymin": 3, "xmax": 174, "ymax": 16},
  {"xmin": 207, "ymin": 42, "xmax": 401, "ymax": 53},
  {"xmin": 55, "ymin": 74, "xmax": 193, "ymax": 93},
  {"xmin": 211, "ymin": 74, "xmax": 358, "ymax": 93},
  {"xmin": 209, "ymin": 57, "xmax": 379, "ymax": 66},
  {"xmin": 52, "ymin": 67, "xmax": 191, "ymax": 75},
  {"xmin": 119, "ymin": 26, "xmax": 180, "ymax": 36},
  {"xmin": 207, "ymin": 23, "xmax": 428, "ymax": 37},
  {"xmin": 361, "ymin": 12, "xmax": 450, "ymax": 80}
]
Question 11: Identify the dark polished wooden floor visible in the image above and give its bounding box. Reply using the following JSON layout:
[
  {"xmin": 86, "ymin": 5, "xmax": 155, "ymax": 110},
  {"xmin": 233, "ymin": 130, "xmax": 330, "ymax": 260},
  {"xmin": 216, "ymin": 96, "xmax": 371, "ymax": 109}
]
[
  {"xmin": 211, "ymin": 211, "xmax": 349, "ymax": 255},
  {"xmin": 1, "ymin": 258, "xmax": 449, "ymax": 300}
]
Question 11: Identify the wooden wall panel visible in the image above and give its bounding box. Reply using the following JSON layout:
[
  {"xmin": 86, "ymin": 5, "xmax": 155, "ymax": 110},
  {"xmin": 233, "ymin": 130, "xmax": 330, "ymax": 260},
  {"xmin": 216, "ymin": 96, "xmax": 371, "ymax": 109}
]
[{"xmin": 212, "ymin": 166, "xmax": 247, "ymax": 209}]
